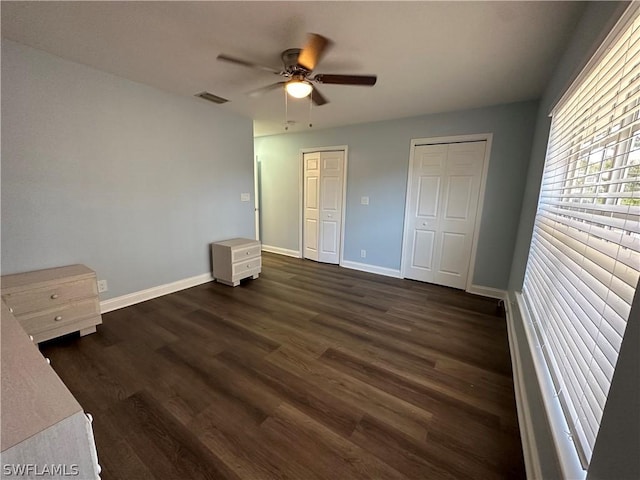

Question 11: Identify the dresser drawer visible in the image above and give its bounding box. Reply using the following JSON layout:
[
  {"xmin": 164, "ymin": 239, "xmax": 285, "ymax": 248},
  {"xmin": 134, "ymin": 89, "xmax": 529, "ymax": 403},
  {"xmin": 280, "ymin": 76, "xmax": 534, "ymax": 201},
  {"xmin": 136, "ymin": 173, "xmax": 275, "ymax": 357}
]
[
  {"xmin": 231, "ymin": 244, "xmax": 261, "ymax": 263},
  {"xmin": 232, "ymin": 257, "xmax": 262, "ymax": 277},
  {"xmin": 2, "ymin": 279, "xmax": 96, "ymax": 316},
  {"xmin": 18, "ymin": 299, "xmax": 100, "ymax": 335}
]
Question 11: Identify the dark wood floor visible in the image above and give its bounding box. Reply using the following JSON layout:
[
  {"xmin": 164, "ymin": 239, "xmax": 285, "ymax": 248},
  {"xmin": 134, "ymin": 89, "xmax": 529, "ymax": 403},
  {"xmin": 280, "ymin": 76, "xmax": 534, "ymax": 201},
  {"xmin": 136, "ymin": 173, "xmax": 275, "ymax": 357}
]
[{"xmin": 41, "ymin": 253, "xmax": 525, "ymax": 479}]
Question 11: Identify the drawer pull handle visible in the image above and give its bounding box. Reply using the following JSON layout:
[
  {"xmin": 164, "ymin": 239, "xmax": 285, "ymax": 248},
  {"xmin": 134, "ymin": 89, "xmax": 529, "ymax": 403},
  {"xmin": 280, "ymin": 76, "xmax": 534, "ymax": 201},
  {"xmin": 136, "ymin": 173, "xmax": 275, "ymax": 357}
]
[
  {"xmin": 54, "ymin": 315, "xmax": 63, "ymax": 321},
  {"xmin": 51, "ymin": 294, "xmax": 59, "ymax": 299}
]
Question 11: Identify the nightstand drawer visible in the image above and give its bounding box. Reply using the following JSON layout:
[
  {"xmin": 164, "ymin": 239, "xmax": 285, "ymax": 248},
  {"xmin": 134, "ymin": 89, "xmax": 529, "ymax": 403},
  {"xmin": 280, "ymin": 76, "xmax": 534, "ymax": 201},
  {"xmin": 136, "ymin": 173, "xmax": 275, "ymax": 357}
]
[
  {"xmin": 231, "ymin": 244, "xmax": 261, "ymax": 262},
  {"xmin": 232, "ymin": 257, "xmax": 262, "ymax": 276},
  {"xmin": 18, "ymin": 299, "xmax": 100, "ymax": 335},
  {"xmin": 2, "ymin": 279, "xmax": 96, "ymax": 316}
]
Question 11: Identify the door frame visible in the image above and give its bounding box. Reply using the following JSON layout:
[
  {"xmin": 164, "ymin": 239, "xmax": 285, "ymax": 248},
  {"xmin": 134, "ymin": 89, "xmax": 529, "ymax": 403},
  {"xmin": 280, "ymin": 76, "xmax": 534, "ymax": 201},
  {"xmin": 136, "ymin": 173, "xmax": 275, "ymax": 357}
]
[
  {"xmin": 298, "ymin": 145, "xmax": 349, "ymax": 264},
  {"xmin": 400, "ymin": 133, "xmax": 493, "ymax": 292},
  {"xmin": 254, "ymin": 155, "xmax": 261, "ymax": 241}
]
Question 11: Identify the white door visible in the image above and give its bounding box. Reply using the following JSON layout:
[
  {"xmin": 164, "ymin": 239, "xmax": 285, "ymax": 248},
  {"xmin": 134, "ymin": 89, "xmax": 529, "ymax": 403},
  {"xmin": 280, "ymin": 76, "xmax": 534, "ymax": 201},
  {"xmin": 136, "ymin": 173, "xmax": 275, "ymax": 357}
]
[
  {"xmin": 403, "ymin": 141, "xmax": 485, "ymax": 289},
  {"xmin": 303, "ymin": 150, "xmax": 344, "ymax": 264},
  {"xmin": 303, "ymin": 152, "xmax": 321, "ymax": 261}
]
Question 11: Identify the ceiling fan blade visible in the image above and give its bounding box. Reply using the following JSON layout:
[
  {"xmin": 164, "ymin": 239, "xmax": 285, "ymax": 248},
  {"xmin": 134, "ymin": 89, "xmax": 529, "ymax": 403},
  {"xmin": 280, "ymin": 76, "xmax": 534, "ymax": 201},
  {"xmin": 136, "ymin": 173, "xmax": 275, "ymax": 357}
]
[
  {"xmin": 217, "ymin": 54, "xmax": 281, "ymax": 75},
  {"xmin": 247, "ymin": 82, "xmax": 286, "ymax": 97},
  {"xmin": 311, "ymin": 86, "xmax": 329, "ymax": 106},
  {"xmin": 313, "ymin": 74, "xmax": 377, "ymax": 86},
  {"xmin": 297, "ymin": 33, "xmax": 332, "ymax": 72}
]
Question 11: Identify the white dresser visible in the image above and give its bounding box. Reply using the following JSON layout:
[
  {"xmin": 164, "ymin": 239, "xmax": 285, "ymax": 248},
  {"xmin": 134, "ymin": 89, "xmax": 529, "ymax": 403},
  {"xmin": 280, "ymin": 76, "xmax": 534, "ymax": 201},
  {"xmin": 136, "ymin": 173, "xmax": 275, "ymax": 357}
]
[
  {"xmin": 1, "ymin": 265, "xmax": 103, "ymax": 344},
  {"xmin": 1, "ymin": 301, "xmax": 101, "ymax": 479},
  {"xmin": 211, "ymin": 238, "xmax": 261, "ymax": 286}
]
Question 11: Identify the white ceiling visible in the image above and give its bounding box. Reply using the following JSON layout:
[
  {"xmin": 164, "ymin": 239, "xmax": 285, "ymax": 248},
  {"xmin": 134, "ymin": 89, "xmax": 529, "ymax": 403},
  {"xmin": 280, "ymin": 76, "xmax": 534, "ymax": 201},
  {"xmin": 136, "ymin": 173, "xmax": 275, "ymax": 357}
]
[{"xmin": 1, "ymin": 1, "xmax": 585, "ymax": 137}]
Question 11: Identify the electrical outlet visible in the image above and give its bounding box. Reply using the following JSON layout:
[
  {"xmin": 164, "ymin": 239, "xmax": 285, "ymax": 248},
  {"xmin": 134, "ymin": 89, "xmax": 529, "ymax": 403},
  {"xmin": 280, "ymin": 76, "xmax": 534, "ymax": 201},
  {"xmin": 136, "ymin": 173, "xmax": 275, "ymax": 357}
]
[
  {"xmin": 241, "ymin": 192, "xmax": 251, "ymax": 202},
  {"xmin": 97, "ymin": 279, "xmax": 108, "ymax": 293},
  {"xmin": 360, "ymin": 249, "xmax": 366, "ymax": 258},
  {"xmin": 361, "ymin": 196, "xmax": 369, "ymax": 205}
]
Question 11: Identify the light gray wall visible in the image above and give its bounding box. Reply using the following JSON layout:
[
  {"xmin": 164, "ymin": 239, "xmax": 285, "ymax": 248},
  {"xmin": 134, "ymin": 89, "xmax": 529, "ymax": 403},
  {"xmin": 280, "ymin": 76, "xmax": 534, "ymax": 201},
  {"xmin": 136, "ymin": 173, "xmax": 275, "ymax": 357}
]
[
  {"xmin": 504, "ymin": 2, "xmax": 637, "ymax": 479},
  {"xmin": 1, "ymin": 40, "xmax": 255, "ymax": 300},
  {"xmin": 255, "ymin": 100, "xmax": 538, "ymax": 290}
]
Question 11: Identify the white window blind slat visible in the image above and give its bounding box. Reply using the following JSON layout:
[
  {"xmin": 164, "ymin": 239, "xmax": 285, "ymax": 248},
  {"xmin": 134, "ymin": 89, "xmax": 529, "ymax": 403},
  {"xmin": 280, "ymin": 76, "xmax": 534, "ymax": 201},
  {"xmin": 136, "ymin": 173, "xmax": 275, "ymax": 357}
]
[
  {"xmin": 522, "ymin": 7, "xmax": 640, "ymax": 468},
  {"xmin": 528, "ymin": 251, "xmax": 599, "ymax": 360},
  {"xmin": 536, "ymin": 220, "xmax": 637, "ymax": 302},
  {"xmin": 548, "ymin": 80, "xmax": 640, "ymax": 155},
  {"xmin": 532, "ymin": 248, "xmax": 605, "ymax": 351}
]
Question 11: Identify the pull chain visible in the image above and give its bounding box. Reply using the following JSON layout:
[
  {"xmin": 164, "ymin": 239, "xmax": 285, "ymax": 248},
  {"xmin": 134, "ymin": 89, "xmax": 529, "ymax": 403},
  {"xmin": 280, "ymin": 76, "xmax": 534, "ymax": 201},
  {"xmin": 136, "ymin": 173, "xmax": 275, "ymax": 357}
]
[
  {"xmin": 308, "ymin": 94, "xmax": 313, "ymax": 128},
  {"xmin": 284, "ymin": 88, "xmax": 289, "ymax": 131}
]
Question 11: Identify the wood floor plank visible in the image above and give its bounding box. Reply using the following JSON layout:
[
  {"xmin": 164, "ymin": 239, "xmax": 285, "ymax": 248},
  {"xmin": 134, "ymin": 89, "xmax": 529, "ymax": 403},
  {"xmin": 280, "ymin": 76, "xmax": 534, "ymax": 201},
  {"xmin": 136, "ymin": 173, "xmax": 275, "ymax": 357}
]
[
  {"xmin": 260, "ymin": 402, "xmax": 409, "ymax": 480},
  {"xmin": 329, "ymin": 344, "xmax": 517, "ymax": 419},
  {"xmin": 91, "ymin": 410, "xmax": 156, "ymax": 480},
  {"xmin": 425, "ymin": 415, "xmax": 525, "ymax": 476},
  {"xmin": 216, "ymin": 347, "xmax": 363, "ymax": 437},
  {"xmin": 266, "ymin": 345, "xmax": 432, "ymax": 441},
  {"xmin": 351, "ymin": 414, "xmax": 505, "ymax": 480},
  {"xmin": 157, "ymin": 341, "xmax": 282, "ymax": 424},
  {"xmin": 320, "ymin": 347, "xmax": 502, "ymax": 429},
  {"xmin": 39, "ymin": 252, "xmax": 525, "ymax": 479},
  {"xmin": 185, "ymin": 308, "xmax": 281, "ymax": 354},
  {"xmin": 107, "ymin": 390, "xmax": 239, "ymax": 480},
  {"xmin": 192, "ymin": 400, "xmax": 325, "ymax": 480}
]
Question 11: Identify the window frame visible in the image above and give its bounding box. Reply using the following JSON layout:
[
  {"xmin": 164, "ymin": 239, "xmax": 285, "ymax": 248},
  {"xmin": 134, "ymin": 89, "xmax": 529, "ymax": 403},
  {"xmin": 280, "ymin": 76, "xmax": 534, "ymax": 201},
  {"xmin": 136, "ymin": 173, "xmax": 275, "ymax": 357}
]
[{"xmin": 518, "ymin": 4, "xmax": 640, "ymax": 478}]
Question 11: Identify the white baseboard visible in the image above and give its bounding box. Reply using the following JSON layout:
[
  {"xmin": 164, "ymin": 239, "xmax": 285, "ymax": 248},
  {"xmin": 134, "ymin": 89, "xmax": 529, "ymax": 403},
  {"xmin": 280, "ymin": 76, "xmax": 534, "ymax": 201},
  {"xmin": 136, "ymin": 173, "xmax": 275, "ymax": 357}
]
[
  {"xmin": 506, "ymin": 292, "xmax": 542, "ymax": 480},
  {"xmin": 99, "ymin": 272, "xmax": 213, "ymax": 314},
  {"xmin": 261, "ymin": 244, "xmax": 301, "ymax": 258},
  {"xmin": 340, "ymin": 260, "xmax": 403, "ymax": 279},
  {"xmin": 466, "ymin": 284, "xmax": 508, "ymax": 301}
]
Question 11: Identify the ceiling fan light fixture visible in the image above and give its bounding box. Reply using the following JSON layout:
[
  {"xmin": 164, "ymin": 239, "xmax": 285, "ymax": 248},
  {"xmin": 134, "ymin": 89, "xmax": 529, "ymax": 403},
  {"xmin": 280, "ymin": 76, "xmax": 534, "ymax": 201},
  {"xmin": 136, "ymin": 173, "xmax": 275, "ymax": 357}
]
[{"xmin": 286, "ymin": 80, "xmax": 313, "ymax": 98}]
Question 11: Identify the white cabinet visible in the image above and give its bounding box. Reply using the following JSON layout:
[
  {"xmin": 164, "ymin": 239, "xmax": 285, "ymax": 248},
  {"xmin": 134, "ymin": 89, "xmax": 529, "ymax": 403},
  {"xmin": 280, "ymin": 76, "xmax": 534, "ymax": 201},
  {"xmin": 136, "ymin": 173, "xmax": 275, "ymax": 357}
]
[
  {"xmin": 1, "ymin": 301, "xmax": 101, "ymax": 479},
  {"xmin": 1, "ymin": 265, "xmax": 103, "ymax": 344},
  {"xmin": 212, "ymin": 238, "xmax": 261, "ymax": 286}
]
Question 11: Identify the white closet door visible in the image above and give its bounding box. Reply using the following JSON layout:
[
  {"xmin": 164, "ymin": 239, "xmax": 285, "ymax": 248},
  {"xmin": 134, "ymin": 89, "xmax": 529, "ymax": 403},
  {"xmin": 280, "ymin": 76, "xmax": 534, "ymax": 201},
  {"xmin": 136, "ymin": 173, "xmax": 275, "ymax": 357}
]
[
  {"xmin": 303, "ymin": 150, "xmax": 344, "ymax": 264},
  {"xmin": 303, "ymin": 152, "xmax": 321, "ymax": 261},
  {"xmin": 403, "ymin": 141, "xmax": 485, "ymax": 289},
  {"xmin": 318, "ymin": 151, "xmax": 344, "ymax": 264}
]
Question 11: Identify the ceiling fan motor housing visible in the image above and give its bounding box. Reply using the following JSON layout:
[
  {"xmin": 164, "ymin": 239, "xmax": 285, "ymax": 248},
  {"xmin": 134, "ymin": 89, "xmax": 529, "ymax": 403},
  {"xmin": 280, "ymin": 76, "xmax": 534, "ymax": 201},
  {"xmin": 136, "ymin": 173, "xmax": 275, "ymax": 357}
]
[{"xmin": 281, "ymin": 48, "xmax": 304, "ymax": 74}]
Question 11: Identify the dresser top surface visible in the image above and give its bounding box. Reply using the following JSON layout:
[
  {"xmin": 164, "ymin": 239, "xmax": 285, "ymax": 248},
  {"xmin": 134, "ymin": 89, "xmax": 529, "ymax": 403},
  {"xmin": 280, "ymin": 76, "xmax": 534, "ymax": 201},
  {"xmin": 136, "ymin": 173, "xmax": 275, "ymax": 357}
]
[
  {"xmin": 1, "ymin": 264, "xmax": 95, "ymax": 292},
  {"xmin": 213, "ymin": 238, "xmax": 260, "ymax": 248}
]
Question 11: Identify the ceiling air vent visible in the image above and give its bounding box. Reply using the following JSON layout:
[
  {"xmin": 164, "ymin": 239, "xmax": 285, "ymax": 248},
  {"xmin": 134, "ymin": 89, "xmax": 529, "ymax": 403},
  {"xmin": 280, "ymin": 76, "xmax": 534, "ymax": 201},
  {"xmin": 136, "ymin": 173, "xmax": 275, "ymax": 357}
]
[{"xmin": 195, "ymin": 91, "xmax": 229, "ymax": 104}]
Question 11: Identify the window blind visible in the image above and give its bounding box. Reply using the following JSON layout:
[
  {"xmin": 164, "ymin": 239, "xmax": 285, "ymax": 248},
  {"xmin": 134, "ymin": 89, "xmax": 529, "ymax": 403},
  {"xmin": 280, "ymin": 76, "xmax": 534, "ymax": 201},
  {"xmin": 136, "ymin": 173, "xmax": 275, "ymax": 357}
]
[{"xmin": 522, "ymin": 9, "xmax": 640, "ymax": 467}]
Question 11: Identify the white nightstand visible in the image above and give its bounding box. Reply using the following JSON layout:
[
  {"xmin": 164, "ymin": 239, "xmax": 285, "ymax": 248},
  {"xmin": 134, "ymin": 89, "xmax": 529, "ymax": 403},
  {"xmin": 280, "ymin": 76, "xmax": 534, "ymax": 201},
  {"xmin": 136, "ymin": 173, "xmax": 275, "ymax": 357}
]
[{"xmin": 211, "ymin": 238, "xmax": 261, "ymax": 286}]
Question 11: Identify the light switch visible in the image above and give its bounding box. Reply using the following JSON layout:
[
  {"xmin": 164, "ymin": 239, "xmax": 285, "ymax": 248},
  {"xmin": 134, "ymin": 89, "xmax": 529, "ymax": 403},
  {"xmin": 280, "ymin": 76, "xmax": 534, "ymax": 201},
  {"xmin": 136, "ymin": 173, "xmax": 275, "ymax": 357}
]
[
  {"xmin": 361, "ymin": 196, "xmax": 369, "ymax": 205},
  {"xmin": 241, "ymin": 193, "xmax": 251, "ymax": 202}
]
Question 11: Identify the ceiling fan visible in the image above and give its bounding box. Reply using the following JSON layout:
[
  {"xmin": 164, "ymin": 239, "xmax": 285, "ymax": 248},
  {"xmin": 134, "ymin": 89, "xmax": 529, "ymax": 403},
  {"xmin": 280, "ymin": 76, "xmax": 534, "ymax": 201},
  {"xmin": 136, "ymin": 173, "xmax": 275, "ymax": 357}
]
[{"xmin": 216, "ymin": 33, "xmax": 377, "ymax": 106}]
